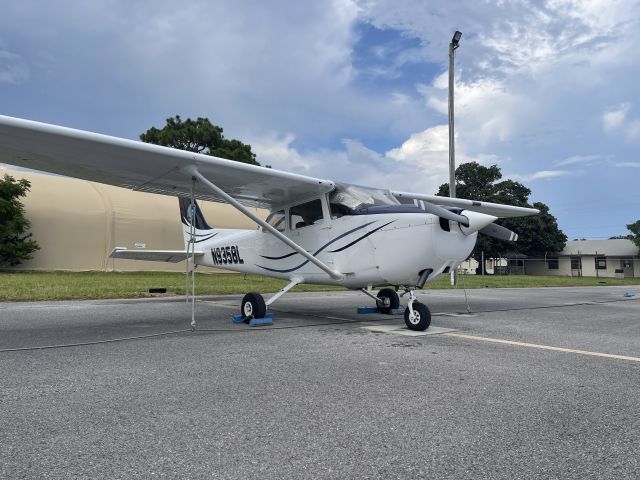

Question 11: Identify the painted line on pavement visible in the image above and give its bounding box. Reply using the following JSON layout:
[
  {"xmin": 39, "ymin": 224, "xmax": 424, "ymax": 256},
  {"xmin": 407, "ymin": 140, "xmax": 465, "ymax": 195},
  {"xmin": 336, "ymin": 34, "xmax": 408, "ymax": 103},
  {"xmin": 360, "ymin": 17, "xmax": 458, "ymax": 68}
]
[{"xmin": 444, "ymin": 333, "xmax": 640, "ymax": 363}]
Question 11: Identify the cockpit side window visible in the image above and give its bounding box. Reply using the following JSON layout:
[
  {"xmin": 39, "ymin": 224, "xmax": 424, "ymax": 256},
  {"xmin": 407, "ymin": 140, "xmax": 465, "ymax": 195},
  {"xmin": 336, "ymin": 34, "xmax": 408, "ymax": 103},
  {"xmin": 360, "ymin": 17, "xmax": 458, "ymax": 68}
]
[
  {"xmin": 265, "ymin": 210, "xmax": 286, "ymax": 232},
  {"xmin": 289, "ymin": 199, "xmax": 324, "ymax": 229}
]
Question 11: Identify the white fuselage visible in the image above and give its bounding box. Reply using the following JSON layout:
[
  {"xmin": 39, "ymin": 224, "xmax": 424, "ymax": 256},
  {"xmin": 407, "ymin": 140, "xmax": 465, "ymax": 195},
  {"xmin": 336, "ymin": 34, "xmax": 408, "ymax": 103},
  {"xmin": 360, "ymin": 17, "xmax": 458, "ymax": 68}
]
[{"xmin": 190, "ymin": 212, "xmax": 477, "ymax": 289}]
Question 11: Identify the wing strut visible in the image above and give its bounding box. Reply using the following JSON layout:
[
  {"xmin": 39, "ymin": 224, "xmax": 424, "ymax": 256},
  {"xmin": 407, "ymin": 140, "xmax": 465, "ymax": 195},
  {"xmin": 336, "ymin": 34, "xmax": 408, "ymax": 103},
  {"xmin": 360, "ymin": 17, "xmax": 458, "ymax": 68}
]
[
  {"xmin": 187, "ymin": 178, "xmax": 197, "ymax": 330},
  {"xmin": 186, "ymin": 167, "xmax": 343, "ymax": 280}
]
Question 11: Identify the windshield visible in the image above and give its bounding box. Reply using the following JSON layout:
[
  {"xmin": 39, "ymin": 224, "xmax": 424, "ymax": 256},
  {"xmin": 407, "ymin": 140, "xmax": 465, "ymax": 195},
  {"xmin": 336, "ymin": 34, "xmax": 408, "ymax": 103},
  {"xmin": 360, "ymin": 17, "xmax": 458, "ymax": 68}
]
[{"xmin": 329, "ymin": 183, "xmax": 399, "ymax": 217}]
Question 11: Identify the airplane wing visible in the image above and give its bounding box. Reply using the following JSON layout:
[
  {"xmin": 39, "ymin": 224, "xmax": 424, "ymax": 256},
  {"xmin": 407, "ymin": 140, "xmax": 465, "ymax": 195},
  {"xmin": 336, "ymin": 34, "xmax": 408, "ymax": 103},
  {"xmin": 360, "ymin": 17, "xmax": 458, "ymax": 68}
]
[
  {"xmin": 0, "ymin": 115, "xmax": 538, "ymax": 219},
  {"xmin": 0, "ymin": 115, "xmax": 334, "ymax": 209},
  {"xmin": 110, "ymin": 248, "xmax": 204, "ymax": 263},
  {"xmin": 392, "ymin": 191, "xmax": 539, "ymax": 218}
]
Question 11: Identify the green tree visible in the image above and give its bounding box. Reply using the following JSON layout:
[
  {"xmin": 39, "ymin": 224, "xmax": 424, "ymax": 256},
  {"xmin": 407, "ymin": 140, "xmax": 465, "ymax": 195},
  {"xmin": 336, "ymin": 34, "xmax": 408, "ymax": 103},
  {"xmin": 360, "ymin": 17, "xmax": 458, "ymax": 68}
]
[
  {"xmin": 140, "ymin": 115, "xmax": 260, "ymax": 165},
  {"xmin": 627, "ymin": 220, "xmax": 640, "ymax": 249},
  {"xmin": 0, "ymin": 174, "xmax": 39, "ymax": 266},
  {"xmin": 437, "ymin": 162, "xmax": 567, "ymax": 258}
]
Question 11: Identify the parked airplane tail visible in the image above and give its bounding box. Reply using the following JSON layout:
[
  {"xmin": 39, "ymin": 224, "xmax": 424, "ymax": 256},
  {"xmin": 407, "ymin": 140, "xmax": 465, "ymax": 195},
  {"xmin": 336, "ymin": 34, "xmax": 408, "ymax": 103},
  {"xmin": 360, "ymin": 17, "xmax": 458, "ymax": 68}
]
[{"xmin": 178, "ymin": 197, "xmax": 216, "ymax": 248}]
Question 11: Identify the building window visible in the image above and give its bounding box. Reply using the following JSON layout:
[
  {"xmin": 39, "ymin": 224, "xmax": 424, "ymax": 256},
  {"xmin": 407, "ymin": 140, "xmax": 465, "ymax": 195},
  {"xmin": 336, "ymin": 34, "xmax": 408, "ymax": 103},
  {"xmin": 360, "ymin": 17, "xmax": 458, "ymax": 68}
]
[
  {"xmin": 595, "ymin": 256, "xmax": 607, "ymax": 270},
  {"xmin": 623, "ymin": 259, "xmax": 633, "ymax": 268},
  {"xmin": 547, "ymin": 256, "xmax": 559, "ymax": 270},
  {"xmin": 571, "ymin": 256, "xmax": 581, "ymax": 270}
]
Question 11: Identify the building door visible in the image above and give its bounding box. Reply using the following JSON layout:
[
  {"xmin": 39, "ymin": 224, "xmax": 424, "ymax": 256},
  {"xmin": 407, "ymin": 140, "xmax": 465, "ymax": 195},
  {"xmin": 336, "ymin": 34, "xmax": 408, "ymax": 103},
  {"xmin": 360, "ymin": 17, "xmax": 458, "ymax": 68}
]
[
  {"xmin": 621, "ymin": 258, "xmax": 634, "ymax": 278},
  {"xmin": 570, "ymin": 256, "xmax": 582, "ymax": 277}
]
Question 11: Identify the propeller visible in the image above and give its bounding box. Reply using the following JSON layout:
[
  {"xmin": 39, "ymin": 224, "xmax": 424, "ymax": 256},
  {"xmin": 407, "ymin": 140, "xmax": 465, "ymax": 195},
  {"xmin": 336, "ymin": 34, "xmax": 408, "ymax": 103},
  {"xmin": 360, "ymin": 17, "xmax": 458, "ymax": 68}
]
[
  {"xmin": 479, "ymin": 223, "xmax": 519, "ymax": 242},
  {"xmin": 420, "ymin": 201, "xmax": 469, "ymax": 226},
  {"xmin": 404, "ymin": 197, "xmax": 521, "ymax": 242},
  {"xmin": 421, "ymin": 201, "xmax": 519, "ymax": 241}
]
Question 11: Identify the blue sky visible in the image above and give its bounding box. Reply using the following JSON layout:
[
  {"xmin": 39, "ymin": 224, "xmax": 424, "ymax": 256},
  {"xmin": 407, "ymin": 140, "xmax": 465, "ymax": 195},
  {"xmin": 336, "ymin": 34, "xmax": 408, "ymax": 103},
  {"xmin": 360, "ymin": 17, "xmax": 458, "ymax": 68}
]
[{"xmin": 1, "ymin": 0, "xmax": 639, "ymax": 239}]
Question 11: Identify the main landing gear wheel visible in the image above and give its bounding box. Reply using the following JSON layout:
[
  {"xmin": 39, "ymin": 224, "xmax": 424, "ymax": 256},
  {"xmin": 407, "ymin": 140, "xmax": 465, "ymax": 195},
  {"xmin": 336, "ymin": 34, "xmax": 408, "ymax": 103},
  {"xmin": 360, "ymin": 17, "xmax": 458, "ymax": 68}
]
[
  {"xmin": 241, "ymin": 292, "xmax": 266, "ymax": 322},
  {"xmin": 404, "ymin": 302, "xmax": 431, "ymax": 331},
  {"xmin": 377, "ymin": 288, "xmax": 400, "ymax": 314}
]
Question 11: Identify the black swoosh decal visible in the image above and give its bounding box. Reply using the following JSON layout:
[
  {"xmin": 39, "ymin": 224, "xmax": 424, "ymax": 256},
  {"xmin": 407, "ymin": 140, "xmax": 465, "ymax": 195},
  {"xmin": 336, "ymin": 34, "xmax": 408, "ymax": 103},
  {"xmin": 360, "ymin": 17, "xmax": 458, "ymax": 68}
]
[
  {"xmin": 260, "ymin": 251, "xmax": 300, "ymax": 260},
  {"xmin": 328, "ymin": 221, "xmax": 395, "ymax": 253},
  {"xmin": 181, "ymin": 217, "xmax": 217, "ymax": 236},
  {"xmin": 192, "ymin": 233, "xmax": 218, "ymax": 243},
  {"xmin": 256, "ymin": 221, "xmax": 376, "ymax": 273}
]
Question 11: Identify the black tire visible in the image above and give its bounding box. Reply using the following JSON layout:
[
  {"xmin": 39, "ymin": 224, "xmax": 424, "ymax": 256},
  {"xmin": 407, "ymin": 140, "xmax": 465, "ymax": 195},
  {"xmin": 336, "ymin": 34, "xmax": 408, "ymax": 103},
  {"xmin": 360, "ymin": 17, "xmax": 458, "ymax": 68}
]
[
  {"xmin": 377, "ymin": 288, "xmax": 400, "ymax": 314},
  {"xmin": 404, "ymin": 302, "xmax": 431, "ymax": 331},
  {"xmin": 241, "ymin": 292, "xmax": 266, "ymax": 322}
]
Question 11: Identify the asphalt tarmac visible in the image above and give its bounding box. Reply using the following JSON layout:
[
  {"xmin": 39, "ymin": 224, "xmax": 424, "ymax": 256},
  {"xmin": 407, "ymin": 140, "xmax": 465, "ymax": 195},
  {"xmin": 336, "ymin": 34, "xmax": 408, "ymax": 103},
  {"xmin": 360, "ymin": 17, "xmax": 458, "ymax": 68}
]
[{"xmin": 1, "ymin": 286, "xmax": 639, "ymax": 479}]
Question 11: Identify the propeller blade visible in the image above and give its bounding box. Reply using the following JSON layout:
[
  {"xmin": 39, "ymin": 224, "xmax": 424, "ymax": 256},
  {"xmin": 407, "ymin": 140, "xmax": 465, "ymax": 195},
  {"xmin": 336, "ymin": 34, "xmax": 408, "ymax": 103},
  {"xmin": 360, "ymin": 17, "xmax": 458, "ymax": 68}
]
[
  {"xmin": 421, "ymin": 201, "xmax": 469, "ymax": 226},
  {"xmin": 479, "ymin": 223, "xmax": 519, "ymax": 241}
]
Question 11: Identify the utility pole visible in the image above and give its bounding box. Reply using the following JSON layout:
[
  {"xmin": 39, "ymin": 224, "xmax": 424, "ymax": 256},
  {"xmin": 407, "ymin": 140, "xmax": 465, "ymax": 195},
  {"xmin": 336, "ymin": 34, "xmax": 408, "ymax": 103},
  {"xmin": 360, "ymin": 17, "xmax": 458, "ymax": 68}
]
[{"xmin": 448, "ymin": 30, "xmax": 462, "ymax": 285}]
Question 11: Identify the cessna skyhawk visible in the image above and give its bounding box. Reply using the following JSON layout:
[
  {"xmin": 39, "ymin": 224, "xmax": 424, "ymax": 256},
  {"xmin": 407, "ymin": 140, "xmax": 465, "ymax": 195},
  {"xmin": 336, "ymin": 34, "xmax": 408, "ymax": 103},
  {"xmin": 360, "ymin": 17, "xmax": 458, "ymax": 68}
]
[{"xmin": 0, "ymin": 115, "xmax": 538, "ymax": 330}]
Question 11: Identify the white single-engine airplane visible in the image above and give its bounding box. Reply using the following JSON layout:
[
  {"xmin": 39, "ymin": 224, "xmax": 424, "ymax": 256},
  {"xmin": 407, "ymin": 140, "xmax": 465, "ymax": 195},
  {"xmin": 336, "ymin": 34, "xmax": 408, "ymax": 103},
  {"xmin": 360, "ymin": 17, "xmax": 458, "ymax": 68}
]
[{"xmin": 0, "ymin": 115, "xmax": 538, "ymax": 330}]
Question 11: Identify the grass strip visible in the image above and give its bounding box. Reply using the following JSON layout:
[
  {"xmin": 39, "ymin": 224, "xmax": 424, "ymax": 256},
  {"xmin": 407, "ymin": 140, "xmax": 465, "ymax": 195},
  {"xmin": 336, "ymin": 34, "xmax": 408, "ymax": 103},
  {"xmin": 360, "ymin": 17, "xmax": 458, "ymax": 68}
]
[{"xmin": 0, "ymin": 271, "xmax": 638, "ymax": 302}]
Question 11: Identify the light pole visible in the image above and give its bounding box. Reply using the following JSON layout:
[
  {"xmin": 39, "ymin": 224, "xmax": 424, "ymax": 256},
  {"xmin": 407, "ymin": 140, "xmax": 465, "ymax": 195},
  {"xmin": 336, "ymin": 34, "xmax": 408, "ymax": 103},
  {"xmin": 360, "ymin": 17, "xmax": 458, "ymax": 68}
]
[
  {"xmin": 448, "ymin": 30, "xmax": 461, "ymax": 285},
  {"xmin": 448, "ymin": 30, "xmax": 461, "ymax": 199}
]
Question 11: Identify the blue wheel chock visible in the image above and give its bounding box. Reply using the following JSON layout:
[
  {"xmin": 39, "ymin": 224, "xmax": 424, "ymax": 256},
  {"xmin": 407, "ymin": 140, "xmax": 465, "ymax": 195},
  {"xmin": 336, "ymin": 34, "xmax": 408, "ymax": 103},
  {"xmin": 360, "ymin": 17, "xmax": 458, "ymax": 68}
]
[
  {"xmin": 232, "ymin": 312, "xmax": 275, "ymax": 326},
  {"xmin": 357, "ymin": 306, "xmax": 404, "ymax": 315}
]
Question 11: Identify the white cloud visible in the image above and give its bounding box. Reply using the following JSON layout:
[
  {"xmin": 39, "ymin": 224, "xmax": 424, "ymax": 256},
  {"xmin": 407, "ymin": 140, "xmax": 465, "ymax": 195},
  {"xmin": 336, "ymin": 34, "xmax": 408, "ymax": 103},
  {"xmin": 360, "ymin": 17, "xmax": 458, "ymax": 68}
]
[
  {"xmin": 510, "ymin": 170, "xmax": 572, "ymax": 182},
  {"xmin": 531, "ymin": 170, "xmax": 572, "ymax": 180},
  {"xmin": 361, "ymin": 0, "xmax": 640, "ymax": 179},
  {"xmin": 250, "ymin": 123, "xmax": 503, "ymax": 195},
  {"xmin": 555, "ymin": 154, "xmax": 606, "ymax": 166},
  {"xmin": 602, "ymin": 103, "xmax": 640, "ymax": 140},
  {"xmin": 602, "ymin": 103, "xmax": 630, "ymax": 132},
  {"xmin": 390, "ymin": 92, "xmax": 411, "ymax": 105},
  {"xmin": 386, "ymin": 125, "xmax": 448, "ymax": 164},
  {"xmin": 342, "ymin": 138, "xmax": 384, "ymax": 166},
  {"xmin": 419, "ymin": 74, "xmax": 530, "ymax": 149},
  {"xmin": 615, "ymin": 162, "xmax": 640, "ymax": 168},
  {"xmin": 0, "ymin": 48, "xmax": 28, "ymax": 83},
  {"xmin": 250, "ymin": 133, "xmax": 320, "ymax": 174}
]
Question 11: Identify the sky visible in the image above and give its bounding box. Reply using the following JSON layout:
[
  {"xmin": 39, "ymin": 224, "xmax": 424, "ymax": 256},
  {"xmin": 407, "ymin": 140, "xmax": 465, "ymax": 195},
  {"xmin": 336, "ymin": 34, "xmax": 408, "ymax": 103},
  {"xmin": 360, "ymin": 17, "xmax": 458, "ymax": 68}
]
[{"xmin": 1, "ymin": 0, "xmax": 639, "ymax": 239}]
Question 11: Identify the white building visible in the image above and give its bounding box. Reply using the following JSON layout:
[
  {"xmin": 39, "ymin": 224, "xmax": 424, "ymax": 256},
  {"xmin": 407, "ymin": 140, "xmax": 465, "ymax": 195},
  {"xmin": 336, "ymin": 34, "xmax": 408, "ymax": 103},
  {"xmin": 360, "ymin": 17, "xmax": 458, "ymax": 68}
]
[{"xmin": 525, "ymin": 239, "xmax": 639, "ymax": 278}]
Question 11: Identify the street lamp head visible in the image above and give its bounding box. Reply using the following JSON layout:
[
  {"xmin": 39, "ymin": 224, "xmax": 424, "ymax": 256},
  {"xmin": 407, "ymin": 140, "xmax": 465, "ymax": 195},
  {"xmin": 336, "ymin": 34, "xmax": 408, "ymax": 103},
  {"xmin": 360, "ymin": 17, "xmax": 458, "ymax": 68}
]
[{"xmin": 451, "ymin": 31, "xmax": 462, "ymax": 47}]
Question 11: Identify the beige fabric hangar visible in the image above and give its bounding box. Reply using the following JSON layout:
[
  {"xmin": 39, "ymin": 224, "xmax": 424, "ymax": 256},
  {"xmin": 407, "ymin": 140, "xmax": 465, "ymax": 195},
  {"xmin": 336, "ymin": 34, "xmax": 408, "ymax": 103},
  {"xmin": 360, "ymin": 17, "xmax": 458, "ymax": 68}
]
[{"xmin": 3, "ymin": 167, "xmax": 265, "ymax": 272}]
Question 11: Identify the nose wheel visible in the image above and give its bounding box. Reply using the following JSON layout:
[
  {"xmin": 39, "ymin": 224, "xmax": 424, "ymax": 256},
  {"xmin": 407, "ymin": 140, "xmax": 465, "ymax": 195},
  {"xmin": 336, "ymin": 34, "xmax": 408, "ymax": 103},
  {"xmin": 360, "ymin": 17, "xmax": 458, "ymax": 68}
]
[
  {"xmin": 404, "ymin": 302, "xmax": 431, "ymax": 331},
  {"xmin": 403, "ymin": 289, "xmax": 431, "ymax": 331}
]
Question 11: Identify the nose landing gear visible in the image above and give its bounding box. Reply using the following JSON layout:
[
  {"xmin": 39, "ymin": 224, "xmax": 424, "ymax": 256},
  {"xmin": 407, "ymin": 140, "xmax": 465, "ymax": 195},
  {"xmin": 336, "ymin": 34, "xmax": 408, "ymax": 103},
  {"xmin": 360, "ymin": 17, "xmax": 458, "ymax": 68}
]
[
  {"xmin": 361, "ymin": 286, "xmax": 431, "ymax": 331},
  {"xmin": 404, "ymin": 289, "xmax": 431, "ymax": 331}
]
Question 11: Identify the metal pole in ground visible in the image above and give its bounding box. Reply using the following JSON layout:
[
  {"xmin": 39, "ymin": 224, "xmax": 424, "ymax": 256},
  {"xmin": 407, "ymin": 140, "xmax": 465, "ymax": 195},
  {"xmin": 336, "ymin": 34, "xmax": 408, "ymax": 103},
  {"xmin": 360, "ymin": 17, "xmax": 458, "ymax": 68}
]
[{"xmin": 448, "ymin": 30, "xmax": 462, "ymax": 286}]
